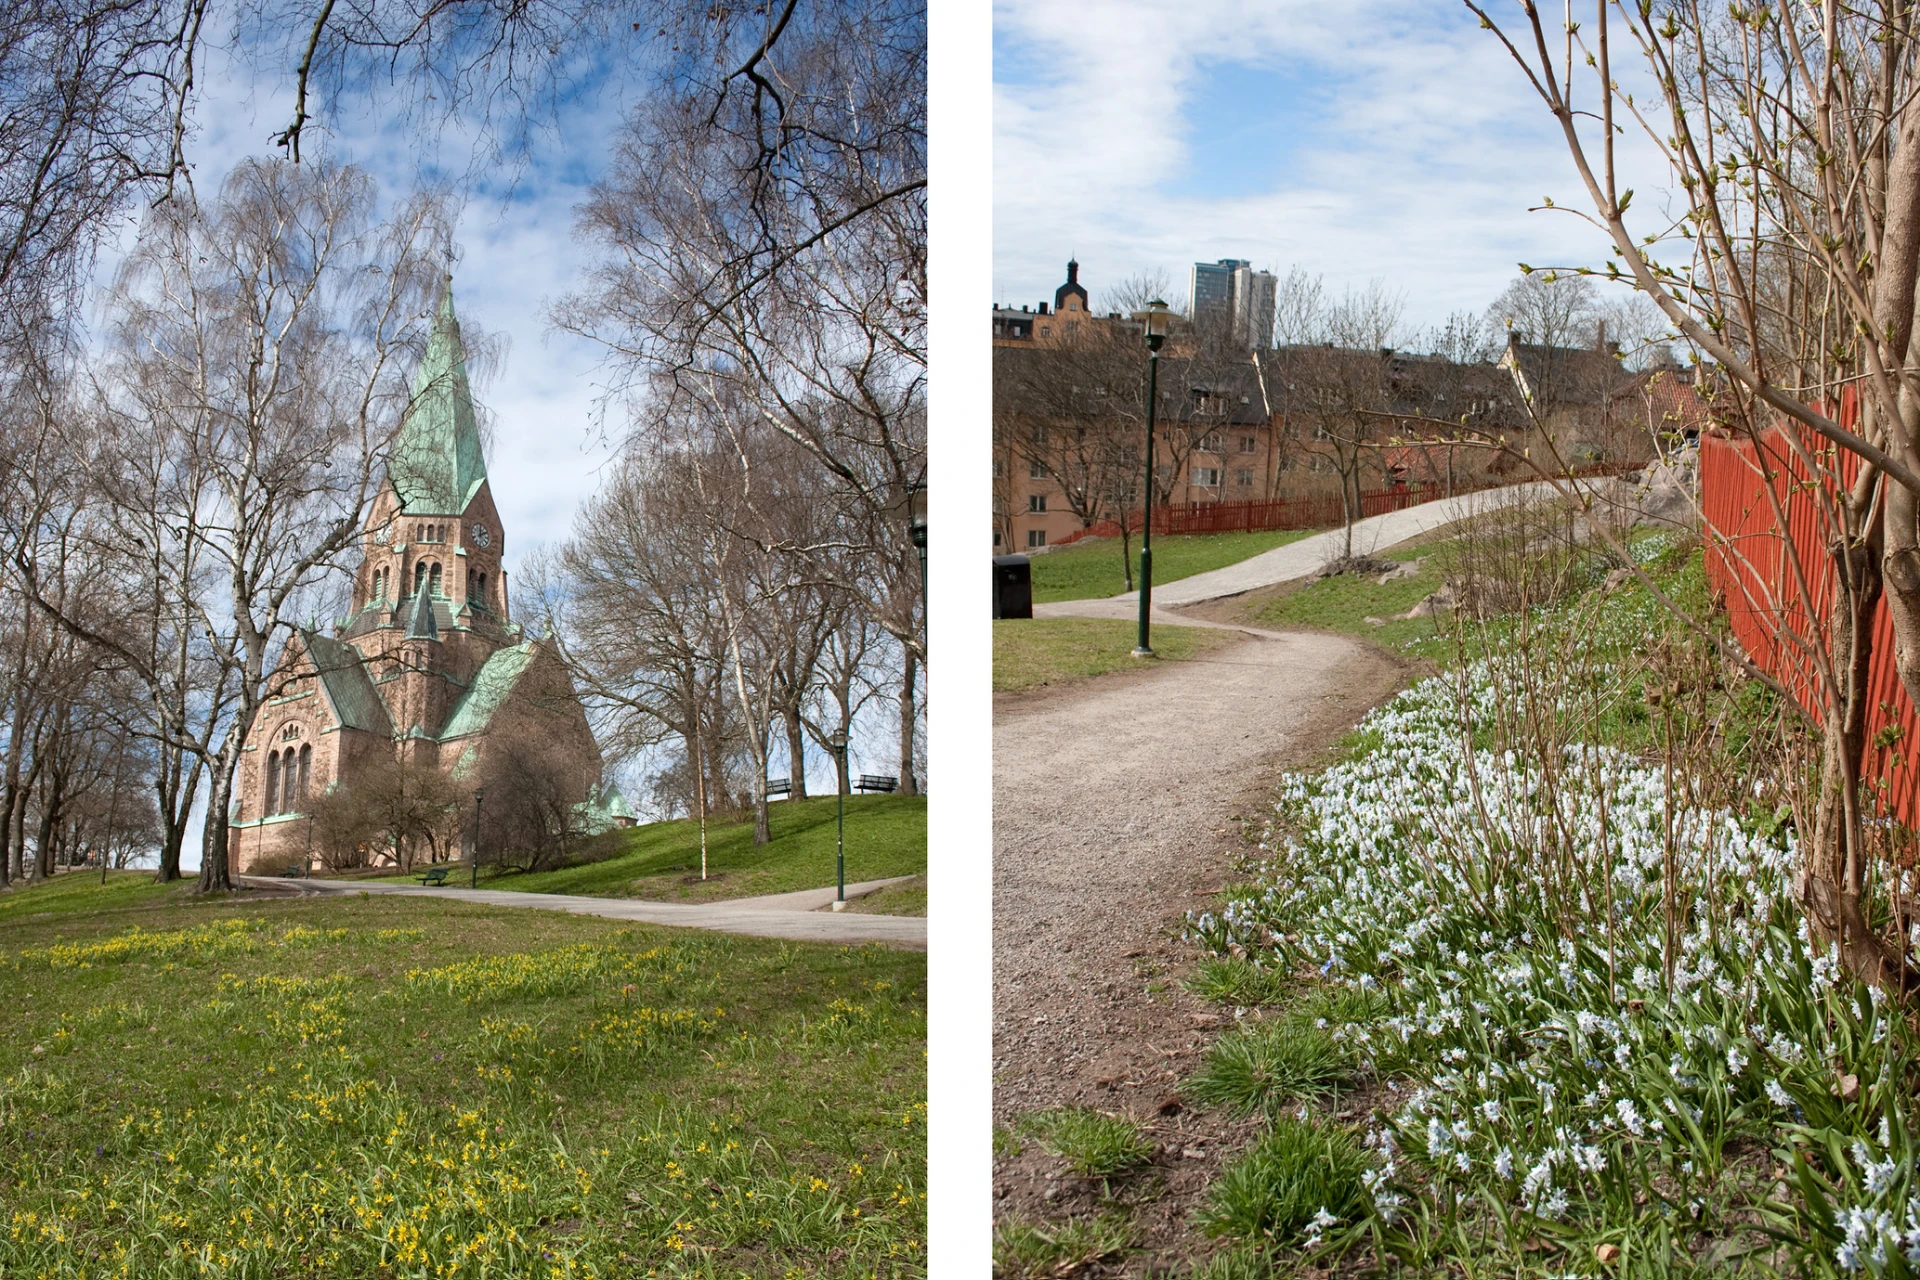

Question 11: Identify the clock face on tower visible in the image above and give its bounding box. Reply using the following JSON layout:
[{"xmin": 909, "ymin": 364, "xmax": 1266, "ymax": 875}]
[{"xmin": 471, "ymin": 523, "xmax": 492, "ymax": 548}]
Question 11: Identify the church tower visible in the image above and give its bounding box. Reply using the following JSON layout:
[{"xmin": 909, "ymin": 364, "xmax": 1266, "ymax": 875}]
[{"xmin": 227, "ymin": 279, "xmax": 609, "ymax": 874}]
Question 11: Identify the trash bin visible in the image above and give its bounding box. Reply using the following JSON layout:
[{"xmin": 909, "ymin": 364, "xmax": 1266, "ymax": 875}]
[{"xmin": 992, "ymin": 555, "xmax": 1032, "ymax": 619}]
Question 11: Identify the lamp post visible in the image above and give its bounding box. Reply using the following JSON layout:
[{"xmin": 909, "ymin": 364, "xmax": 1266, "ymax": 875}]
[
  {"xmin": 304, "ymin": 812, "xmax": 314, "ymax": 878},
  {"xmin": 827, "ymin": 729, "xmax": 849, "ymax": 907},
  {"xmin": 470, "ymin": 788, "xmax": 485, "ymax": 889},
  {"xmin": 1130, "ymin": 299, "xmax": 1172, "ymax": 656},
  {"xmin": 908, "ymin": 480, "xmax": 927, "ymax": 633}
]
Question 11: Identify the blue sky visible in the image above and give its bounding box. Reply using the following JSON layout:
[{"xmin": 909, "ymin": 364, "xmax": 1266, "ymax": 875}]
[{"xmin": 993, "ymin": 0, "xmax": 1675, "ymax": 338}]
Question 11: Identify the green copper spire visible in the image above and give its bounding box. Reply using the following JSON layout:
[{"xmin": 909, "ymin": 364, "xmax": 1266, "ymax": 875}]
[{"xmin": 389, "ymin": 283, "xmax": 488, "ymax": 514}]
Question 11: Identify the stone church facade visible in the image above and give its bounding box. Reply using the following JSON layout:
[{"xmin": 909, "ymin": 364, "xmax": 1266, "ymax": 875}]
[{"xmin": 228, "ymin": 285, "xmax": 625, "ymax": 874}]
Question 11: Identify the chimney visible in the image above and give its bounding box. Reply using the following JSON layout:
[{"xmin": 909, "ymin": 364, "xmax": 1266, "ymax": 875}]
[{"xmin": 1039, "ymin": 301, "xmax": 1049, "ymax": 315}]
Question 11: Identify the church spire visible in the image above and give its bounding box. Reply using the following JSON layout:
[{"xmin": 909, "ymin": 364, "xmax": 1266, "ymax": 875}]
[{"xmin": 389, "ymin": 281, "xmax": 489, "ymax": 514}]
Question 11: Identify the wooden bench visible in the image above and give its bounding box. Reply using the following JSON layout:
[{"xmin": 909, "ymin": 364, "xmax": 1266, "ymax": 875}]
[
  {"xmin": 856, "ymin": 774, "xmax": 899, "ymax": 794},
  {"xmin": 416, "ymin": 866, "xmax": 452, "ymax": 886},
  {"xmin": 279, "ymin": 863, "xmax": 305, "ymax": 879},
  {"xmin": 766, "ymin": 777, "xmax": 791, "ymax": 798}
]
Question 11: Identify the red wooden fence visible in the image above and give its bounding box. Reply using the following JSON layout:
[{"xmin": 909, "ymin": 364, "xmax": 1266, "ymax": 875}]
[{"xmin": 1699, "ymin": 421, "xmax": 1920, "ymax": 824}]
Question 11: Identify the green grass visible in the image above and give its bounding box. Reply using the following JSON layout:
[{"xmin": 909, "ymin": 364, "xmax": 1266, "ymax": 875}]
[
  {"xmin": 0, "ymin": 875, "xmax": 924, "ymax": 1277},
  {"xmin": 0, "ymin": 870, "xmax": 189, "ymax": 921},
  {"xmin": 1252, "ymin": 542, "xmax": 1446, "ymax": 649},
  {"xmin": 1017, "ymin": 1107, "xmax": 1156, "ymax": 1178},
  {"xmin": 1185, "ymin": 957, "xmax": 1295, "ymax": 1007},
  {"xmin": 993, "ymin": 618, "xmax": 1240, "ymax": 693},
  {"xmin": 1185, "ymin": 1020, "xmax": 1347, "ymax": 1120},
  {"xmin": 373, "ymin": 794, "xmax": 926, "ymax": 904},
  {"xmin": 841, "ymin": 875, "xmax": 927, "ymax": 917},
  {"xmin": 1030, "ymin": 529, "xmax": 1316, "ymax": 604},
  {"xmin": 1197, "ymin": 1117, "xmax": 1368, "ymax": 1246},
  {"xmin": 992, "ymin": 1212, "xmax": 1135, "ymax": 1278}
]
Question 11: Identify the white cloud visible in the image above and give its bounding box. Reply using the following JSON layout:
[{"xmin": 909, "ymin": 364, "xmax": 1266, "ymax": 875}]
[{"xmin": 994, "ymin": 0, "xmax": 1676, "ymax": 334}]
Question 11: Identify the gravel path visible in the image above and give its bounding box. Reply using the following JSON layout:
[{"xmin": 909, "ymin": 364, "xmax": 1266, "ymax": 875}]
[
  {"xmin": 992, "ymin": 621, "xmax": 1406, "ymax": 1252},
  {"xmin": 1062, "ymin": 481, "xmax": 1563, "ymax": 607},
  {"xmin": 242, "ymin": 876, "xmax": 926, "ymax": 949}
]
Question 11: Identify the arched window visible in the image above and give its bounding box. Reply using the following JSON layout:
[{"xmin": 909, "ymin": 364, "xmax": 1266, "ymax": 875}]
[
  {"xmin": 297, "ymin": 744, "xmax": 312, "ymax": 807},
  {"xmin": 429, "ymin": 562, "xmax": 442, "ymax": 597},
  {"xmin": 266, "ymin": 750, "xmax": 281, "ymax": 815},
  {"xmin": 478, "ymin": 572, "xmax": 488, "ymax": 607},
  {"xmin": 414, "ymin": 561, "xmax": 427, "ymax": 595}
]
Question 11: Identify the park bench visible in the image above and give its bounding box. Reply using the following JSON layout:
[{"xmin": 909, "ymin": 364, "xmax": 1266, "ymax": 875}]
[
  {"xmin": 766, "ymin": 777, "xmax": 791, "ymax": 798},
  {"xmin": 279, "ymin": 863, "xmax": 304, "ymax": 879},
  {"xmin": 856, "ymin": 774, "xmax": 899, "ymax": 794},
  {"xmin": 416, "ymin": 866, "xmax": 452, "ymax": 886}
]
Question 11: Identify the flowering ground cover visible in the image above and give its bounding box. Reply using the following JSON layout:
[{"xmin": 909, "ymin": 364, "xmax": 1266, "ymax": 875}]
[
  {"xmin": 0, "ymin": 885, "xmax": 925, "ymax": 1277},
  {"xmin": 1168, "ymin": 544, "xmax": 1920, "ymax": 1276}
]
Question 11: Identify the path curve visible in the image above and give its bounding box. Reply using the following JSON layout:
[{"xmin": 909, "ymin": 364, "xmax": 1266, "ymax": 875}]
[
  {"xmin": 1074, "ymin": 480, "xmax": 1563, "ymax": 607},
  {"xmin": 242, "ymin": 876, "xmax": 926, "ymax": 950}
]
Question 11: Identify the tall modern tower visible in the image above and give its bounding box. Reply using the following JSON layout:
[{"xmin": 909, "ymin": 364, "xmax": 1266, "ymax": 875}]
[{"xmin": 1189, "ymin": 258, "xmax": 1277, "ymax": 349}]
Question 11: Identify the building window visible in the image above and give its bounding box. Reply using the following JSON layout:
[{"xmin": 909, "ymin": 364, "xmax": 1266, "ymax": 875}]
[
  {"xmin": 1029, "ymin": 459, "xmax": 1046, "ymax": 479},
  {"xmin": 413, "ymin": 561, "xmax": 427, "ymax": 594},
  {"xmin": 1191, "ymin": 467, "xmax": 1221, "ymax": 487},
  {"xmin": 1236, "ymin": 469, "xmax": 1255, "ymax": 487},
  {"xmin": 1029, "ymin": 424, "xmax": 1048, "ymax": 446},
  {"xmin": 1028, "ymin": 494, "xmax": 1047, "ymax": 513},
  {"xmin": 298, "ymin": 744, "xmax": 312, "ymax": 808},
  {"xmin": 265, "ymin": 751, "xmax": 280, "ymax": 815},
  {"xmin": 1239, "ymin": 435, "xmax": 1258, "ymax": 454},
  {"xmin": 1198, "ymin": 432, "xmax": 1222, "ymax": 453},
  {"xmin": 993, "ymin": 528, "xmax": 1002, "ymax": 546},
  {"xmin": 992, "ymin": 458, "xmax": 1004, "ymax": 478},
  {"xmin": 429, "ymin": 562, "xmax": 443, "ymax": 597},
  {"xmin": 1026, "ymin": 529, "xmax": 1047, "ymax": 548}
]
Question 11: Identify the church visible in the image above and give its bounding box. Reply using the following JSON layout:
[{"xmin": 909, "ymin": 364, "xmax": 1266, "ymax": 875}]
[{"xmin": 228, "ymin": 284, "xmax": 627, "ymax": 874}]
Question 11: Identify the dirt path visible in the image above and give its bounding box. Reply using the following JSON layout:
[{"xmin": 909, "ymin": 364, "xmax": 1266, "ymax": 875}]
[{"xmin": 992, "ymin": 622, "xmax": 1405, "ymax": 1263}]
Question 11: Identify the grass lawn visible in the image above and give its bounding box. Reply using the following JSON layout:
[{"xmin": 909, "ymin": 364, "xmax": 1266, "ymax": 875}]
[
  {"xmin": 1251, "ymin": 541, "xmax": 1448, "ymax": 650},
  {"xmin": 1029, "ymin": 529, "xmax": 1315, "ymax": 603},
  {"xmin": 0, "ymin": 878, "xmax": 924, "ymax": 1277},
  {"xmin": 0, "ymin": 870, "xmax": 189, "ymax": 922},
  {"xmin": 408, "ymin": 795, "xmax": 927, "ymax": 905},
  {"xmin": 993, "ymin": 618, "xmax": 1240, "ymax": 693},
  {"xmin": 840, "ymin": 876, "xmax": 926, "ymax": 917}
]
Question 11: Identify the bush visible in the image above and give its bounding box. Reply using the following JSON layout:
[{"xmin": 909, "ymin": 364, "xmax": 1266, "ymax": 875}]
[
  {"xmin": 1019, "ymin": 1107, "xmax": 1155, "ymax": 1177},
  {"xmin": 1199, "ymin": 1117, "xmax": 1368, "ymax": 1244},
  {"xmin": 1186, "ymin": 1019, "xmax": 1346, "ymax": 1119}
]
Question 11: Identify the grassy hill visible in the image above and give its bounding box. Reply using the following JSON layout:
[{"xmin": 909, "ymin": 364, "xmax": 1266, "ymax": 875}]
[
  {"xmin": 393, "ymin": 793, "xmax": 928, "ymax": 906},
  {"xmin": 1029, "ymin": 528, "xmax": 1314, "ymax": 603},
  {"xmin": 0, "ymin": 876, "xmax": 925, "ymax": 1277}
]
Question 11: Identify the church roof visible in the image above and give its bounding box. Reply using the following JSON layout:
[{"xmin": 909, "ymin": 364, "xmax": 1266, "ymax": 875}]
[
  {"xmin": 439, "ymin": 643, "xmax": 537, "ymax": 741},
  {"xmin": 404, "ymin": 586, "xmax": 439, "ymax": 641},
  {"xmin": 389, "ymin": 284, "xmax": 488, "ymax": 515},
  {"xmin": 304, "ymin": 631, "xmax": 394, "ymax": 735}
]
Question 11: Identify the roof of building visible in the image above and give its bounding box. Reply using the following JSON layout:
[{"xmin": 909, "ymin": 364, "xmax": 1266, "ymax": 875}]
[
  {"xmin": 389, "ymin": 284, "xmax": 489, "ymax": 515},
  {"xmin": 575, "ymin": 783, "xmax": 636, "ymax": 834},
  {"xmin": 439, "ymin": 642, "xmax": 537, "ymax": 741},
  {"xmin": 304, "ymin": 630, "xmax": 394, "ymax": 735},
  {"xmin": 404, "ymin": 586, "xmax": 439, "ymax": 641}
]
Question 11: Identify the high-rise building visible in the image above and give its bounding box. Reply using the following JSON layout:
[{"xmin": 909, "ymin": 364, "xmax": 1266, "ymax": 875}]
[{"xmin": 1189, "ymin": 258, "xmax": 1277, "ymax": 349}]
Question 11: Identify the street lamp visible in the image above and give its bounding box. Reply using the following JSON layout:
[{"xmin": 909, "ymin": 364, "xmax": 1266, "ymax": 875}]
[
  {"xmin": 304, "ymin": 812, "xmax": 314, "ymax": 878},
  {"xmin": 827, "ymin": 729, "xmax": 849, "ymax": 908},
  {"xmin": 908, "ymin": 481, "xmax": 927, "ymax": 633},
  {"xmin": 1130, "ymin": 298, "xmax": 1172, "ymax": 656},
  {"xmin": 470, "ymin": 788, "xmax": 486, "ymax": 889}
]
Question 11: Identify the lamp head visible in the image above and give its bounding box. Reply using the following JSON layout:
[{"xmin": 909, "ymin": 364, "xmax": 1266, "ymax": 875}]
[
  {"xmin": 908, "ymin": 480, "xmax": 927, "ymax": 549},
  {"xmin": 1133, "ymin": 298, "xmax": 1172, "ymax": 352},
  {"xmin": 827, "ymin": 729, "xmax": 850, "ymax": 751},
  {"xmin": 474, "ymin": 788, "xmax": 486, "ymax": 804}
]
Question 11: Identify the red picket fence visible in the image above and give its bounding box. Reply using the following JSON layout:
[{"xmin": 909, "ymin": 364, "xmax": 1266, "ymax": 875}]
[{"xmin": 1699, "ymin": 415, "xmax": 1920, "ymax": 824}]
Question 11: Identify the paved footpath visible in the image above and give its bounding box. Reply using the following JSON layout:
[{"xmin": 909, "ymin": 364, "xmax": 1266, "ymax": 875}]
[
  {"xmin": 243, "ymin": 874, "xmax": 926, "ymax": 949},
  {"xmin": 1046, "ymin": 481, "xmax": 1561, "ymax": 611}
]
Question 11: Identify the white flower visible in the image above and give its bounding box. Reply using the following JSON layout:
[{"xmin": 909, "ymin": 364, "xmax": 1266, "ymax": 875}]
[
  {"xmin": 1765, "ymin": 1079, "xmax": 1793, "ymax": 1108},
  {"xmin": 1726, "ymin": 1044, "xmax": 1748, "ymax": 1076},
  {"xmin": 1615, "ymin": 1099, "xmax": 1645, "ymax": 1136}
]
